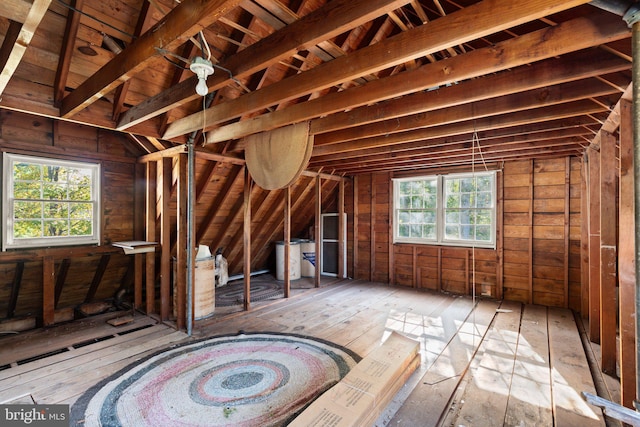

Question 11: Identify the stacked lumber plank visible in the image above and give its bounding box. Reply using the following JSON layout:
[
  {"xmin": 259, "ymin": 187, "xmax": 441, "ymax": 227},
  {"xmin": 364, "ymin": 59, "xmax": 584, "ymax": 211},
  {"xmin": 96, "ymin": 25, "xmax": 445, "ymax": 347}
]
[{"xmin": 290, "ymin": 331, "xmax": 420, "ymax": 427}]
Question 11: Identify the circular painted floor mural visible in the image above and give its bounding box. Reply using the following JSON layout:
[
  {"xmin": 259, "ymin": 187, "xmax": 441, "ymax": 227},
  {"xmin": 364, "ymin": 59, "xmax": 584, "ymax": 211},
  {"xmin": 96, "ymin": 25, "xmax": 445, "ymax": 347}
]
[{"xmin": 71, "ymin": 333, "xmax": 360, "ymax": 427}]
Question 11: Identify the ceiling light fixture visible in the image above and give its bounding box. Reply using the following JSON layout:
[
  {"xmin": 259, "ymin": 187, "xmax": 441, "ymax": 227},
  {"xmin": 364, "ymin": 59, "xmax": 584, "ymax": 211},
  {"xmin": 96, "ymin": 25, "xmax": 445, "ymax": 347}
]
[{"xmin": 190, "ymin": 56, "xmax": 214, "ymax": 97}]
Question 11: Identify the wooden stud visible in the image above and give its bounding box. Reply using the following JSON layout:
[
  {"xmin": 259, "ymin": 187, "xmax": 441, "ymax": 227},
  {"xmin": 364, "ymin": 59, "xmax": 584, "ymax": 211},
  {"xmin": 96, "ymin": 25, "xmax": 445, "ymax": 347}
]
[
  {"xmin": 284, "ymin": 186, "xmax": 291, "ymax": 299},
  {"xmin": 529, "ymin": 159, "xmax": 534, "ymax": 304},
  {"xmin": 370, "ymin": 174, "xmax": 376, "ymax": 282},
  {"xmin": 564, "ymin": 157, "xmax": 570, "ymax": 308},
  {"xmin": 580, "ymin": 158, "xmax": 590, "ymax": 318},
  {"xmin": 144, "ymin": 161, "xmax": 158, "ymax": 317},
  {"xmin": 437, "ymin": 247, "xmax": 442, "ymax": 292},
  {"xmin": 84, "ymin": 255, "xmax": 110, "ymax": 303},
  {"xmin": 339, "ymin": 178, "xmax": 345, "ymax": 279},
  {"xmin": 176, "ymin": 155, "xmax": 188, "ymax": 329},
  {"xmin": 42, "ymin": 256, "xmax": 55, "ymax": 326},
  {"xmin": 353, "ymin": 175, "xmax": 359, "ymax": 280},
  {"xmin": 388, "ymin": 174, "xmax": 395, "ymax": 285},
  {"xmin": 496, "ymin": 168, "xmax": 504, "ymax": 300},
  {"xmin": 618, "ymin": 99, "xmax": 636, "ymax": 408},
  {"xmin": 413, "ymin": 245, "xmax": 418, "ymax": 289},
  {"xmin": 588, "ymin": 149, "xmax": 601, "ymax": 343},
  {"xmin": 54, "ymin": 258, "xmax": 71, "ymax": 308},
  {"xmin": 315, "ymin": 175, "xmax": 321, "ymax": 287},
  {"xmin": 244, "ymin": 166, "xmax": 252, "ymax": 309},
  {"xmin": 8, "ymin": 262, "xmax": 24, "ymax": 318}
]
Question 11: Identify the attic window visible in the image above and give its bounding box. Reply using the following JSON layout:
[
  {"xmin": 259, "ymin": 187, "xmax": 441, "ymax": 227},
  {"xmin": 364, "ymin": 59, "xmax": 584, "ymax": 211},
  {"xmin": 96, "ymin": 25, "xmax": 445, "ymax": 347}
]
[
  {"xmin": 392, "ymin": 171, "xmax": 496, "ymax": 249},
  {"xmin": 2, "ymin": 153, "xmax": 101, "ymax": 250}
]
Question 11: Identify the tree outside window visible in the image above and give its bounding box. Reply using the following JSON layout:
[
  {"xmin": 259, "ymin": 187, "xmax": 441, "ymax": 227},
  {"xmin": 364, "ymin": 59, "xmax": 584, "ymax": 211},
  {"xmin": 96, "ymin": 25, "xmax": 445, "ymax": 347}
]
[
  {"xmin": 393, "ymin": 171, "xmax": 496, "ymax": 248},
  {"xmin": 3, "ymin": 153, "xmax": 100, "ymax": 250}
]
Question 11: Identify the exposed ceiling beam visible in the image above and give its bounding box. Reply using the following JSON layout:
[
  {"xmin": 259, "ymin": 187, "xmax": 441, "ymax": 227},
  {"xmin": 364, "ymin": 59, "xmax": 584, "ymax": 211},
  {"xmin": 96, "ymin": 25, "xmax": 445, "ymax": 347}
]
[
  {"xmin": 205, "ymin": 12, "xmax": 629, "ymax": 144},
  {"xmin": 164, "ymin": 0, "xmax": 592, "ymax": 139},
  {"xmin": 60, "ymin": 0, "xmax": 246, "ymax": 118},
  {"xmin": 0, "ymin": 0, "xmax": 52, "ymax": 96},
  {"xmin": 117, "ymin": 0, "xmax": 411, "ymax": 130},
  {"xmin": 311, "ymin": 117, "xmax": 599, "ymax": 165},
  {"xmin": 312, "ymin": 100, "xmax": 607, "ymax": 156}
]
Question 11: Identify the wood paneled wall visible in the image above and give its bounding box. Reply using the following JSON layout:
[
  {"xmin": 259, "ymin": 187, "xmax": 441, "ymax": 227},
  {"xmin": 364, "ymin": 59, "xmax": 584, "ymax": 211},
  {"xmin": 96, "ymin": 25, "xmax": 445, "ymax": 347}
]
[
  {"xmin": 351, "ymin": 156, "xmax": 582, "ymax": 311},
  {"xmin": 0, "ymin": 110, "xmax": 141, "ymax": 327}
]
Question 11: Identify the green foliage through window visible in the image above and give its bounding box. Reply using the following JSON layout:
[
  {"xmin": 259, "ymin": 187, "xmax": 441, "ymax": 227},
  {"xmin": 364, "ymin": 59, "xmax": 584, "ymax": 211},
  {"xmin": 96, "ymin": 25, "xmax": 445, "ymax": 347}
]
[
  {"xmin": 393, "ymin": 172, "xmax": 496, "ymax": 248},
  {"xmin": 3, "ymin": 153, "xmax": 100, "ymax": 249}
]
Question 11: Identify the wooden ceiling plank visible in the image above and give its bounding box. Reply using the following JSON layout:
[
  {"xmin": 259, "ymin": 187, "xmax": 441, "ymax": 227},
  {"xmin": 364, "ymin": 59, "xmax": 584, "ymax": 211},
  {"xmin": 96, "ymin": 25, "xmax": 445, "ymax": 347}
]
[
  {"xmin": 0, "ymin": 0, "xmax": 32, "ymax": 23},
  {"xmin": 311, "ymin": 128, "xmax": 594, "ymax": 169},
  {"xmin": 165, "ymin": 0, "xmax": 593, "ymax": 139},
  {"xmin": 316, "ymin": 75, "xmax": 625, "ymax": 147},
  {"xmin": 312, "ymin": 116, "xmax": 598, "ymax": 165},
  {"xmin": 0, "ymin": 0, "xmax": 52, "ymax": 96},
  {"xmin": 312, "ymin": 128, "xmax": 587, "ymax": 169},
  {"xmin": 205, "ymin": 12, "xmax": 629, "ymax": 144},
  {"xmin": 312, "ymin": 100, "xmax": 607, "ymax": 157},
  {"xmin": 60, "ymin": 0, "xmax": 245, "ymax": 118},
  {"xmin": 340, "ymin": 145, "xmax": 583, "ymax": 175},
  {"xmin": 118, "ymin": 0, "xmax": 410, "ymax": 131}
]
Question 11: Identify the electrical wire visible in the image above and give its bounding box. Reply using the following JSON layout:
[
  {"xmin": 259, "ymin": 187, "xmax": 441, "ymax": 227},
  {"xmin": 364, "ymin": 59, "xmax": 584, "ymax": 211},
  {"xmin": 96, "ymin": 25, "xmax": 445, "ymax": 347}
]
[{"xmin": 54, "ymin": 0, "xmax": 137, "ymax": 40}]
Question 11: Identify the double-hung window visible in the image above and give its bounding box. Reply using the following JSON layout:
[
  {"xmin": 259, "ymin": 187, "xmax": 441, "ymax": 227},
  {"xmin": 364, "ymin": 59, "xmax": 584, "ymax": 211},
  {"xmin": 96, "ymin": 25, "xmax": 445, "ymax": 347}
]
[
  {"xmin": 3, "ymin": 153, "xmax": 101, "ymax": 250},
  {"xmin": 393, "ymin": 171, "xmax": 496, "ymax": 248}
]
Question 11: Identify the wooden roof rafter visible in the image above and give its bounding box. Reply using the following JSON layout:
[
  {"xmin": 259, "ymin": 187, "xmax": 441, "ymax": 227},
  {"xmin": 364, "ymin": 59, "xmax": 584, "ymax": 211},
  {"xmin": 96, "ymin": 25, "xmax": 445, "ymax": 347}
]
[
  {"xmin": 205, "ymin": 13, "xmax": 629, "ymax": 146},
  {"xmin": 0, "ymin": 0, "xmax": 52, "ymax": 96}
]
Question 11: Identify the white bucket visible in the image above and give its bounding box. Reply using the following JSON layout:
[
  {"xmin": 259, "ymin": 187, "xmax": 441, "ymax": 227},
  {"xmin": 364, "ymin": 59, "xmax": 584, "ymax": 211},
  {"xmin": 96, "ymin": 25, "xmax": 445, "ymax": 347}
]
[
  {"xmin": 275, "ymin": 241, "xmax": 301, "ymax": 281},
  {"xmin": 300, "ymin": 240, "xmax": 316, "ymax": 277}
]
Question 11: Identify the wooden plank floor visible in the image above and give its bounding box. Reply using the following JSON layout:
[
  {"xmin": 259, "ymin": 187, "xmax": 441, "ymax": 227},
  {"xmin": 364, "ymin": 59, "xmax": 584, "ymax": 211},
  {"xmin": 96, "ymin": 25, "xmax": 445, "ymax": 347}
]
[{"xmin": 0, "ymin": 278, "xmax": 609, "ymax": 426}]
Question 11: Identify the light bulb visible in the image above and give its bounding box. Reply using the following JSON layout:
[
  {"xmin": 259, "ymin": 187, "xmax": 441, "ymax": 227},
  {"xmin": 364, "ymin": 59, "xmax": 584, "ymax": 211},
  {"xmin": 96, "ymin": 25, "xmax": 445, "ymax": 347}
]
[{"xmin": 195, "ymin": 77, "xmax": 208, "ymax": 96}]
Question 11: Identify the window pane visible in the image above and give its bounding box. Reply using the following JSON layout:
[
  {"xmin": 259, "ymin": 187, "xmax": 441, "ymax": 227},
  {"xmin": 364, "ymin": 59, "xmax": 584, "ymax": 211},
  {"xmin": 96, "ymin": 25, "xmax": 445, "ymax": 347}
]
[
  {"xmin": 460, "ymin": 193, "xmax": 473, "ymax": 208},
  {"xmin": 69, "ymin": 185, "xmax": 92, "ymax": 201},
  {"xmin": 445, "ymin": 211, "xmax": 459, "ymax": 224},
  {"xmin": 445, "ymin": 225, "xmax": 459, "ymax": 239},
  {"xmin": 476, "ymin": 226, "xmax": 491, "ymax": 241},
  {"xmin": 477, "ymin": 192, "xmax": 492, "ymax": 208},
  {"xmin": 410, "ymin": 224, "xmax": 422, "ymax": 237},
  {"xmin": 43, "ymin": 183, "xmax": 68, "ymax": 200},
  {"xmin": 71, "ymin": 220, "xmax": 92, "ymax": 236},
  {"xmin": 15, "ymin": 201, "xmax": 42, "ymax": 218},
  {"xmin": 424, "ymin": 211, "xmax": 436, "ymax": 224},
  {"xmin": 424, "ymin": 195, "xmax": 436, "ymax": 209},
  {"xmin": 461, "ymin": 225, "xmax": 474, "ymax": 240},
  {"xmin": 399, "ymin": 211, "xmax": 410, "ymax": 224},
  {"xmin": 14, "ymin": 163, "xmax": 41, "ymax": 180},
  {"xmin": 399, "ymin": 195, "xmax": 411, "ymax": 209},
  {"xmin": 14, "ymin": 220, "xmax": 42, "ymax": 238},
  {"xmin": 44, "ymin": 202, "xmax": 69, "ymax": 219},
  {"xmin": 477, "ymin": 176, "xmax": 492, "ymax": 192},
  {"xmin": 44, "ymin": 220, "xmax": 69, "ymax": 236},
  {"xmin": 399, "ymin": 224, "xmax": 410, "ymax": 237},
  {"xmin": 461, "ymin": 178, "xmax": 475, "ymax": 192},
  {"xmin": 14, "ymin": 181, "xmax": 41, "ymax": 199},
  {"xmin": 422, "ymin": 224, "xmax": 435, "ymax": 239},
  {"xmin": 476, "ymin": 210, "xmax": 491, "ymax": 225},
  {"xmin": 460, "ymin": 209, "xmax": 474, "ymax": 225},
  {"xmin": 446, "ymin": 194, "xmax": 460, "ymax": 208},
  {"xmin": 70, "ymin": 204, "xmax": 92, "ymax": 219}
]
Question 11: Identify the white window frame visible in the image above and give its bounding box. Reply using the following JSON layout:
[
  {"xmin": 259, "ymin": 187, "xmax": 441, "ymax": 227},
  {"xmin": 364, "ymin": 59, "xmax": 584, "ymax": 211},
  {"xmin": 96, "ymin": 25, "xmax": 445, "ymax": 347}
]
[
  {"xmin": 393, "ymin": 171, "xmax": 497, "ymax": 249},
  {"xmin": 2, "ymin": 153, "xmax": 101, "ymax": 250}
]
